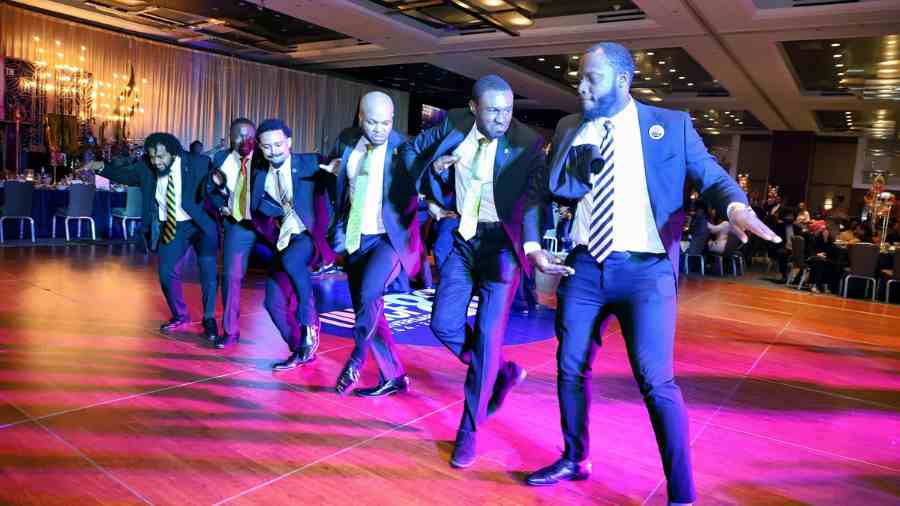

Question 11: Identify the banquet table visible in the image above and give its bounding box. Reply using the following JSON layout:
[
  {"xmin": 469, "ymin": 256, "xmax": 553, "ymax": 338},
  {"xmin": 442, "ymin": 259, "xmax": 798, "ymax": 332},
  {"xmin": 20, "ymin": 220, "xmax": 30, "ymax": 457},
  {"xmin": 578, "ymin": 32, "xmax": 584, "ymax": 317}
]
[{"xmin": 0, "ymin": 185, "xmax": 128, "ymax": 239}]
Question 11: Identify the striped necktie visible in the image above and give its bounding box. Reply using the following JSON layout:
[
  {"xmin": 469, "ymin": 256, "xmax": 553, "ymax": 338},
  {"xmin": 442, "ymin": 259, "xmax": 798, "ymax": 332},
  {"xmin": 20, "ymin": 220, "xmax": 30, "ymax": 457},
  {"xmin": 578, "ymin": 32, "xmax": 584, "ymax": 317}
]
[
  {"xmin": 161, "ymin": 174, "xmax": 177, "ymax": 244},
  {"xmin": 344, "ymin": 143, "xmax": 374, "ymax": 254},
  {"xmin": 587, "ymin": 120, "xmax": 615, "ymax": 264}
]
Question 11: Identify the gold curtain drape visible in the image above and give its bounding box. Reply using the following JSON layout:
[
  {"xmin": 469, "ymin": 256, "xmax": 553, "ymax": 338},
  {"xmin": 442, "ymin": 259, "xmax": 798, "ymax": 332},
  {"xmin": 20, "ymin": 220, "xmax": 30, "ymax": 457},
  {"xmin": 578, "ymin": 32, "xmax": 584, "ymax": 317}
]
[{"xmin": 0, "ymin": 4, "xmax": 409, "ymax": 152}]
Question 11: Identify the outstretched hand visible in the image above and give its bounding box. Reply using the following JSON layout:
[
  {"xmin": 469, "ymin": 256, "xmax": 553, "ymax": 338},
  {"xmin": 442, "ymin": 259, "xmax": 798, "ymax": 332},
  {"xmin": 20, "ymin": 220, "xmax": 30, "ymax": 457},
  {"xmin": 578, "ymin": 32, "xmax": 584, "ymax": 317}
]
[
  {"xmin": 527, "ymin": 249, "xmax": 575, "ymax": 276},
  {"xmin": 729, "ymin": 206, "xmax": 780, "ymax": 244}
]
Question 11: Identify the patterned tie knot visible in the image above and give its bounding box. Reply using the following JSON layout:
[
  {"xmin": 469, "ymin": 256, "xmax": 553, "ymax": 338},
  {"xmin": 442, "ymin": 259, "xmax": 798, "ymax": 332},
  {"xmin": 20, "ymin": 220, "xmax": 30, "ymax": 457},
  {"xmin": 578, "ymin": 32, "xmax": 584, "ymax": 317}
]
[
  {"xmin": 478, "ymin": 137, "xmax": 489, "ymax": 147},
  {"xmin": 366, "ymin": 143, "xmax": 374, "ymax": 153}
]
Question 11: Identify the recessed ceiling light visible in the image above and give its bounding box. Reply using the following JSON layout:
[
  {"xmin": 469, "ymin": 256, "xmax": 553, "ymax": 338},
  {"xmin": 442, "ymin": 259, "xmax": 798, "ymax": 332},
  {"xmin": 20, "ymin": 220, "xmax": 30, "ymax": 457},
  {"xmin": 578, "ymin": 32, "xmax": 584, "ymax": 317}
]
[
  {"xmin": 687, "ymin": 82, "xmax": 694, "ymax": 86},
  {"xmin": 658, "ymin": 60, "xmax": 666, "ymax": 65},
  {"xmin": 833, "ymin": 54, "xmax": 843, "ymax": 58},
  {"xmin": 668, "ymin": 68, "xmax": 676, "ymax": 73},
  {"xmin": 831, "ymin": 42, "xmax": 841, "ymax": 47},
  {"xmin": 634, "ymin": 70, "xmax": 641, "ymax": 74},
  {"xmin": 835, "ymin": 63, "xmax": 844, "ymax": 68},
  {"xmin": 554, "ymin": 65, "xmax": 561, "ymax": 69},
  {"xmin": 644, "ymin": 76, "xmax": 651, "ymax": 81},
  {"xmin": 678, "ymin": 76, "xmax": 685, "ymax": 79},
  {"xmin": 537, "ymin": 57, "xmax": 545, "ymax": 62},
  {"xmin": 647, "ymin": 51, "xmax": 655, "ymax": 56},
  {"xmin": 571, "ymin": 55, "xmax": 579, "ymax": 60}
]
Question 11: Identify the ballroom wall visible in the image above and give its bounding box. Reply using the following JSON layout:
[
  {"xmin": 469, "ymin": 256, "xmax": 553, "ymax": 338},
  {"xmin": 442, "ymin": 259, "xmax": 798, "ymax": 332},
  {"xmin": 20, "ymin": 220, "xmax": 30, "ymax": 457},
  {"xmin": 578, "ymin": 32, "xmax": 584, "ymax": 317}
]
[{"xmin": 0, "ymin": 4, "xmax": 410, "ymax": 153}]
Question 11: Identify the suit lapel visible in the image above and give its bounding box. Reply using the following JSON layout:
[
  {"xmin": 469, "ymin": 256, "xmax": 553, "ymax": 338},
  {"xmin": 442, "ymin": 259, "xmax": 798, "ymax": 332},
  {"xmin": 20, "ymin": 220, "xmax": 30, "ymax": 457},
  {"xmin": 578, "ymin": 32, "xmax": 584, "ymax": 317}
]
[
  {"xmin": 179, "ymin": 155, "xmax": 192, "ymax": 209},
  {"xmin": 492, "ymin": 135, "xmax": 510, "ymax": 182},
  {"xmin": 636, "ymin": 101, "xmax": 662, "ymax": 226}
]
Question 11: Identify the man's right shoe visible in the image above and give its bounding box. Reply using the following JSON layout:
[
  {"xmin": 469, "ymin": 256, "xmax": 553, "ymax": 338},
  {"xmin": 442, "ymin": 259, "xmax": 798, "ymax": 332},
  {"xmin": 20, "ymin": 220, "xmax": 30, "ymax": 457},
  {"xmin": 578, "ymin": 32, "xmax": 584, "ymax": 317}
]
[
  {"xmin": 160, "ymin": 316, "xmax": 191, "ymax": 333},
  {"xmin": 355, "ymin": 375, "xmax": 411, "ymax": 397},
  {"xmin": 449, "ymin": 429, "xmax": 476, "ymax": 469},
  {"xmin": 487, "ymin": 361, "xmax": 527, "ymax": 416},
  {"xmin": 525, "ymin": 458, "xmax": 592, "ymax": 486},
  {"xmin": 213, "ymin": 334, "xmax": 240, "ymax": 349},
  {"xmin": 335, "ymin": 360, "xmax": 361, "ymax": 395}
]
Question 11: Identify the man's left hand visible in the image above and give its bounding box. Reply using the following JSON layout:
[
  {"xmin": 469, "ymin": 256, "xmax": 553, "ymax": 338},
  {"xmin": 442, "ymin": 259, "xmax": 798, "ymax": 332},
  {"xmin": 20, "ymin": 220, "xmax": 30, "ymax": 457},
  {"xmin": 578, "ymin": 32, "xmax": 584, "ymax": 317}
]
[{"xmin": 729, "ymin": 206, "xmax": 781, "ymax": 244}]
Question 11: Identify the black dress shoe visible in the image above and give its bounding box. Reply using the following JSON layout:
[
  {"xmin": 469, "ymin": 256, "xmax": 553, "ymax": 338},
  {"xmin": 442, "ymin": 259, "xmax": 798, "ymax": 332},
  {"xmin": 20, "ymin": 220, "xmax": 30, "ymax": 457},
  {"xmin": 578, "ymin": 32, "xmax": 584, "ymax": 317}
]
[
  {"xmin": 213, "ymin": 334, "xmax": 239, "ymax": 349},
  {"xmin": 487, "ymin": 361, "xmax": 527, "ymax": 416},
  {"xmin": 449, "ymin": 429, "xmax": 476, "ymax": 469},
  {"xmin": 202, "ymin": 318, "xmax": 219, "ymax": 341},
  {"xmin": 355, "ymin": 375, "xmax": 410, "ymax": 397},
  {"xmin": 297, "ymin": 324, "xmax": 320, "ymax": 362},
  {"xmin": 335, "ymin": 361, "xmax": 361, "ymax": 395},
  {"xmin": 160, "ymin": 316, "xmax": 190, "ymax": 332},
  {"xmin": 272, "ymin": 350, "xmax": 315, "ymax": 371},
  {"xmin": 526, "ymin": 458, "xmax": 592, "ymax": 486}
]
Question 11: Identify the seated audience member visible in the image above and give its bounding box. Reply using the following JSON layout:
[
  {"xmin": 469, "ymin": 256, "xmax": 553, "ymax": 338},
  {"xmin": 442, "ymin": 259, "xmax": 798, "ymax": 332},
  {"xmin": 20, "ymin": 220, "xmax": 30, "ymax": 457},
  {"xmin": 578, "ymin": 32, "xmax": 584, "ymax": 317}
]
[
  {"xmin": 771, "ymin": 207, "xmax": 800, "ymax": 283},
  {"xmin": 807, "ymin": 226, "xmax": 841, "ymax": 294}
]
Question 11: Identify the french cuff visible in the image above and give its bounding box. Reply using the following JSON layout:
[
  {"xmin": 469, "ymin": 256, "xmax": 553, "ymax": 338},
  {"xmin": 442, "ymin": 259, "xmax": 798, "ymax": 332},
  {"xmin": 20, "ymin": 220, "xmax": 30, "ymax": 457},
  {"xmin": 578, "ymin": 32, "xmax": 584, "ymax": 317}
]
[
  {"xmin": 523, "ymin": 241, "xmax": 542, "ymax": 255},
  {"xmin": 726, "ymin": 202, "xmax": 750, "ymax": 221}
]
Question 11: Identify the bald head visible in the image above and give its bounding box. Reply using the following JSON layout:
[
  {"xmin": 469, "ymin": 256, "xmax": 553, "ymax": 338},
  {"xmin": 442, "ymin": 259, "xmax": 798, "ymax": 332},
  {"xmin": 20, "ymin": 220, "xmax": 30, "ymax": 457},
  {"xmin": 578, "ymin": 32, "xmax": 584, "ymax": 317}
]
[{"xmin": 359, "ymin": 91, "xmax": 394, "ymax": 146}]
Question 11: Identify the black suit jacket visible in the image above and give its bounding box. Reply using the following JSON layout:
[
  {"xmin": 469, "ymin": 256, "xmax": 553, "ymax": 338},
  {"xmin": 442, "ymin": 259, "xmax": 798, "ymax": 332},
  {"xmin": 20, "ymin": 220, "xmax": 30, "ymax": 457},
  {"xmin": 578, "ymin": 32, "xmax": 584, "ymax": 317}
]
[
  {"xmin": 400, "ymin": 108, "xmax": 545, "ymax": 275},
  {"xmin": 546, "ymin": 101, "xmax": 748, "ymax": 280},
  {"xmin": 251, "ymin": 153, "xmax": 334, "ymax": 268},
  {"xmin": 326, "ymin": 128, "xmax": 421, "ymax": 275},
  {"xmin": 102, "ymin": 152, "xmax": 216, "ymax": 251}
]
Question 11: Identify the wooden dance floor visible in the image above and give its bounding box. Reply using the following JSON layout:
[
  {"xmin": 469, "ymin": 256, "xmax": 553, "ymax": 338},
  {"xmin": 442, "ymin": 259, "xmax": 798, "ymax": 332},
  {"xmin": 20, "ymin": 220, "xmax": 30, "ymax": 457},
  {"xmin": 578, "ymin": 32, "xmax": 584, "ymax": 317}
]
[{"xmin": 0, "ymin": 244, "xmax": 897, "ymax": 505}]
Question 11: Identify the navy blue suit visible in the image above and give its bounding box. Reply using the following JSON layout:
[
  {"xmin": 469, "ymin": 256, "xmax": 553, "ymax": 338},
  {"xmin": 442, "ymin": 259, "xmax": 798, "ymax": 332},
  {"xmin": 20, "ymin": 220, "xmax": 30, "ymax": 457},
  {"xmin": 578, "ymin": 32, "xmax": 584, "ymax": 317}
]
[
  {"xmin": 402, "ymin": 108, "xmax": 545, "ymax": 433},
  {"xmin": 251, "ymin": 153, "xmax": 333, "ymax": 351},
  {"xmin": 547, "ymin": 101, "xmax": 747, "ymax": 504},
  {"xmin": 325, "ymin": 128, "xmax": 421, "ymax": 379},
  {"xmin": 102, "ymin": 152, "xmax": 218, "ymax": 321},
  {"xmin": 207, "ymin": 149, "xmax": 266, "ymax": 339}
]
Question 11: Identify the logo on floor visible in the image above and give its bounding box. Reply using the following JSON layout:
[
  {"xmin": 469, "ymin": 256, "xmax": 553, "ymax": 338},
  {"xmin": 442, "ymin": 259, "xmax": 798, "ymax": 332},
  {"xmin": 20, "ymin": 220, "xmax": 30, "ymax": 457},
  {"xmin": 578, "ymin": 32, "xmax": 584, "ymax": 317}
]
[{"xmin": 319, "ymin": 289, "xmax": 555, "ymax": 346}]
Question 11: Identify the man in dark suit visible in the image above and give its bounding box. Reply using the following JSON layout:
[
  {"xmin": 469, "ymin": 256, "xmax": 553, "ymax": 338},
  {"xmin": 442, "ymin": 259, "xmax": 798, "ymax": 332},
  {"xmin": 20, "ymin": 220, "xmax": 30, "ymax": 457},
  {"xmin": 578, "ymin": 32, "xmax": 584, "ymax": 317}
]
[
  {"xmin": 319, "ymin": 91, "xmax": 420, "ymax": 397},
  {"xmin": 402, "ymin": 75, "xmax": 571, "ymax": 469},
  {"xmin": 206, "ymin": 118, "xmax": 262, "ymax": 348},
  {"xmin": 770, "ymin": 207, "xmax": 801, "ymax": 283},
  {"xmin": 245, "ymin": 118, "xmax": 333, "ymax": 370},
  {"xmin": 91, "ymin": 133, "xmax": 219, "ymax": 340},
  {"xmin": 524, "ymin": 43, "xmax": 780, "ymax": 506}
]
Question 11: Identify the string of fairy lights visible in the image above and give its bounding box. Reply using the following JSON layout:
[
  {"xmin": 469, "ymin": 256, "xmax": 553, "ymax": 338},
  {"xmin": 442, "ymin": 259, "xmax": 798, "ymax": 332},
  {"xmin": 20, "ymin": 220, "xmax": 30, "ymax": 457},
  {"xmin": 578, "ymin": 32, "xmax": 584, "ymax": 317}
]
[{"xmin": 18, "ymin": 36, "xmax": 147, "ymax": 123}]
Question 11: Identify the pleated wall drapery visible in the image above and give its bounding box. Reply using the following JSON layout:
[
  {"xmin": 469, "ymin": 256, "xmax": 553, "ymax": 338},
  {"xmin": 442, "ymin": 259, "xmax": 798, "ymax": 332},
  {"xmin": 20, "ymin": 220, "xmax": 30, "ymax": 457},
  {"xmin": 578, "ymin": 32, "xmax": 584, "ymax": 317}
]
[{"xmin": 0, "ymin": 4, "xmax": 409, "ymax": 152}]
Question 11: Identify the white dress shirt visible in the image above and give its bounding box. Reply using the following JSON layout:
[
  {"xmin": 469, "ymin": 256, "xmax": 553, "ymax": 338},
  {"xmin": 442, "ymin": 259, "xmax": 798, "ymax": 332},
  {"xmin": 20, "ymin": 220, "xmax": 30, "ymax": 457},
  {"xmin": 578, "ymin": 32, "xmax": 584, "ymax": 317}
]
[
  {"xmin": 264, "ymin": 156, "xmax": 307, "ymax": 235},
  {"xmin": 453, "ymin": 124, "xmax": 500, "ymax": 223},
  {"xmin": 155, "ymin": 156, "xmax": 191, "ymax": 222},
  {"xmin": 346, "ymin": 137, "xmax": 387, "ymax": 235},
  {"xmin": 570, "ymin": 99, "xmax": 665, "ymax": 254},
  {"xmin": 220, "ymin": 150, "xmax": 254, "ymax": 218}
]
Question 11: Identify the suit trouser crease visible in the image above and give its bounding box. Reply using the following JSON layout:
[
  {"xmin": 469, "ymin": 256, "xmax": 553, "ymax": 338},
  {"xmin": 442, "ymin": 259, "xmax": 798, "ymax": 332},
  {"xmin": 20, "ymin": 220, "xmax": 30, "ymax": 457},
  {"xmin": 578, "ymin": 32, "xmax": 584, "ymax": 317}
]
[
  {"xmin": 222, "ymin": 219, "xmax": 257, "ymax": 337},
  {"xmin": 555, "ymin": 249, "xmax": 695, "ymax": 503},
  {"xmin": 158, "ymin": 220, "xmax": 218, "ymax": 320},
  {"xmin": 345, "ymin": 234, "xmax": 405, "ymax": 380},
  {"xmin": 430, "ymin": 226, "xmax": 520, "ymax": 433},
  {"xmin": 262, "ymin": 233, "xmax": 318, "ymax": 351}
]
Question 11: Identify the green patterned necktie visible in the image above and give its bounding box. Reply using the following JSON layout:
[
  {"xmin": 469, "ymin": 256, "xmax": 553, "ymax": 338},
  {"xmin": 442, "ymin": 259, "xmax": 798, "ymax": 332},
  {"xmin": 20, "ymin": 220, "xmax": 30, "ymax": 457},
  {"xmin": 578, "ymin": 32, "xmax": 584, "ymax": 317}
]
[
  {"xmin": 161, "ymin": 174, "xmax": 177, "ymax": 244},
  {"xmin": 344, "ymin": 143, "xmax": 375, "ymax": 254},
  {"xmin": 458, "ymin": 137, "xmax": 490, "ymax": 240}
]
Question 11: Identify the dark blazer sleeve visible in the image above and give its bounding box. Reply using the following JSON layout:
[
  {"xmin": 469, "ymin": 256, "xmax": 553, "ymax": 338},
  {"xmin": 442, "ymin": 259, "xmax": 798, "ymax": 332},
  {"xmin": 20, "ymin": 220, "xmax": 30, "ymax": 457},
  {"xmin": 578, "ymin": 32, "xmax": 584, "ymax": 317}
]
[
  {"xmin": 205, "ymin": 150, "xmax": 229, "ymax": 210},
  {"xmin": 100, "ymin": 156, "xmax": 146, "ymax": 187},
  {"xmin": 400, "ymin": 117, "xmax": 453, "ymax": 190},
  {"xmin": 682, "ymin": 113, "xmax": 748, "ymax": 217},
  {"xmin": 547, "ymin": 117, "xmax": 591, "ymax": 203}
]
